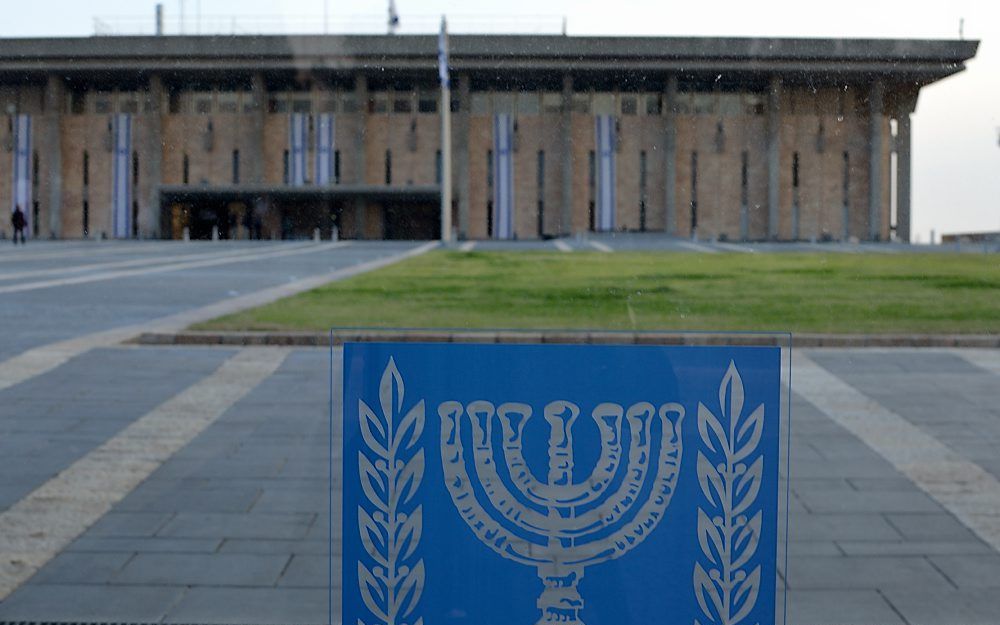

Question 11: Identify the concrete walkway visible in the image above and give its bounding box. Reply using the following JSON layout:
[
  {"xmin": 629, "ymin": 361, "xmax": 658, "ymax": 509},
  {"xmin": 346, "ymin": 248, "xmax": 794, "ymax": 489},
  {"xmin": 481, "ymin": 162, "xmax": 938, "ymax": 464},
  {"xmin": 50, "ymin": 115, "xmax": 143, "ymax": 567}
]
[{"xmin": 0, "ymin": 346, "xmax": 997, "ymax": 623}]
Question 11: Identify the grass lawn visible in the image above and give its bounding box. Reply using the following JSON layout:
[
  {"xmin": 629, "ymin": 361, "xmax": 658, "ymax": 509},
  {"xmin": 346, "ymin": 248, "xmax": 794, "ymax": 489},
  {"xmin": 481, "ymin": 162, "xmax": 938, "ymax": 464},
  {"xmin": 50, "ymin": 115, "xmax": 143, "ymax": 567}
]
[{"xmin": 196, "ymin": 251, "xmax": 1000, "ymax": 334}]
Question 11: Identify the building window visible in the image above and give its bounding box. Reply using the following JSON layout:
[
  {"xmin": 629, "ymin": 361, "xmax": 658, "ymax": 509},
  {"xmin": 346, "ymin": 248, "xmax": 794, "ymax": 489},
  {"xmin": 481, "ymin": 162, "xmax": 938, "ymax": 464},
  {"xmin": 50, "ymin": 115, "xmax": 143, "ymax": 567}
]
[
  {"xmin": 182, "ymin": 153, "xmax": 190, "ymax": 184},
  {"xmin": 393, "ymin": 97, "xmax": 412, "ymax": 114},
  {"xmin": 232, "ymin": 149, "xmax": 240, "ymax": 184},
  {"xmin": 792, "ymin": 152, "xmax": 801, "ymax": 239},
  {"xmin": 282, "ymin": 150, "xmax": 289, "ymax": 184},
  {"xmin": 645, "ymin": 94, "xmax": 662, "ymax": 116},
  {"xmin": 486, "ymin": 149, "xmax": 494, "ymax": 235},
  {"xmin": 292, "ymin": 99, "xmax": 312, "ymax": 113},
  {"xmin": 690, "ymin": 151, "xmax": 699, "ymax": 232},
  {"xmin": 435, "ymin": 150, "xmax": 442, "ymax": 185},
  {"xmin": 842, "ymin": 151, "xmax": 850, "ymax": 239},
  {"xmin": 621, "ymin": 96, "xmax": 638, "ymax": 116},
  {"xmin": 269, "ymin": 97, "xmax": 289, "ymax": 114},
  {"xmin": 384, "ymin": 150, "xmax": 392, "ymax": 185},
  {"xmin": 588, "ymin": 150, "xmax": 596, "ymax": 231},
  {"xmin": 740, "ymin": 150, "xmax": 749, "ymax": 207},
  {"xmin": 168, "ymin": 91, "xmax": 182, "ymax": 114},
  {"xmin": 741, "ymin": 150, "xmax": 749, "ymax": 240},
  {"xmin": 120, "ymin": 99, "xmax": 139, "ymax": 114},
  {"xmin": 419, "ymin": 96, "xmax": 437, "ymax": 114},
  {"xmin": 95, "ymin": 98, "xmax": 113, "ymax": 114},
  {"xmin": 70, "ymin": 92, "xmax": 85, "ymax": 115},
  {"xmin": 334, "ymin": 150, "xmax": 341, "ymax": 184},
  {"xmin": 639, "ymin": 150, "xmax": 647, "ymax": 231},
  {"xmin": 370, "ymin": 93, "xmax": 389, "ymax": 114},
  {"xmin": 32, "ymin": 152, "xmax": 39, "ymax": 234},
  {"xmin": 537, "ymin": 150, "xmax": 545, "ymax": 237},
  {"xmin": 195, "ymin": 99, "xmax": 212, "ymax": 114}
]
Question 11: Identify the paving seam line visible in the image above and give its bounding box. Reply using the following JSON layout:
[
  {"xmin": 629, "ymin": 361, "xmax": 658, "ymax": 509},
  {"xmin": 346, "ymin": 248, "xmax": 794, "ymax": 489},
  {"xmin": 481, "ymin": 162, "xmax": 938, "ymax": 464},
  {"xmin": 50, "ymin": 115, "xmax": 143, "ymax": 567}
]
[{"xmin": 0, "ymin": 347, "xmax": 291, "ymax": 600}]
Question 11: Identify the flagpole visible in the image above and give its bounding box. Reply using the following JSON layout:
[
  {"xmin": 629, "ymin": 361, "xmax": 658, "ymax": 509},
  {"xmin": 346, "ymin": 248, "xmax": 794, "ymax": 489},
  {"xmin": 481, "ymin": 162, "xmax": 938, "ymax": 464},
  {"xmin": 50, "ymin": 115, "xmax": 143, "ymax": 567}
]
[{"xmin": 439, "ymin": 16, "xmax": 453, "ymax": 243}]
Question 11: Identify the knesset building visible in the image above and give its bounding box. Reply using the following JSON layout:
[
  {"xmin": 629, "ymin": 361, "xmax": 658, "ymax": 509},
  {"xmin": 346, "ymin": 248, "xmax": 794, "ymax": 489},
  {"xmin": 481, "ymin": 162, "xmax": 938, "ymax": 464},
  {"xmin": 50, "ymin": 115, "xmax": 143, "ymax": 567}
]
[{"xmin": 0, "ymin": 34, "xmax": 976, "ymax": 241}]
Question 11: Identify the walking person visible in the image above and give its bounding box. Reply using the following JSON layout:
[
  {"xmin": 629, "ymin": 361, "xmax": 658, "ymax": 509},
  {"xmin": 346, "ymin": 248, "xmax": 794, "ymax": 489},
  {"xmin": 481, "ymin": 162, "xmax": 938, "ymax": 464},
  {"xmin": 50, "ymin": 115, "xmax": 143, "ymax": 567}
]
[{"xmin": 11, "ymin": 205, "xmax": 26, "ymax": 245}]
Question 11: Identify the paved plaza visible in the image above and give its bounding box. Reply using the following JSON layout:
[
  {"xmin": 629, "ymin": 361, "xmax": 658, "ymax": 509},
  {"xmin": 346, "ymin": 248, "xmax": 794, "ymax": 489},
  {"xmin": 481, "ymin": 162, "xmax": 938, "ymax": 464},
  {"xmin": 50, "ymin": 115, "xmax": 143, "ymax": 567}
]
[{"xmin": 0, "ymin": 240, "xmax": 998, "ymax": 624}]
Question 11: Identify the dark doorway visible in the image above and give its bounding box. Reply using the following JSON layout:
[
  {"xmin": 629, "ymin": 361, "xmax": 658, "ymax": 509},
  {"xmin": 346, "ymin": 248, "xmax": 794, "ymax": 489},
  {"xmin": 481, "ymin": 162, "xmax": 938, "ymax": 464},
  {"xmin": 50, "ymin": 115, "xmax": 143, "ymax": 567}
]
[{"xmin": 384, "ymin": 203, "xmax": 440, "ymax": 240}]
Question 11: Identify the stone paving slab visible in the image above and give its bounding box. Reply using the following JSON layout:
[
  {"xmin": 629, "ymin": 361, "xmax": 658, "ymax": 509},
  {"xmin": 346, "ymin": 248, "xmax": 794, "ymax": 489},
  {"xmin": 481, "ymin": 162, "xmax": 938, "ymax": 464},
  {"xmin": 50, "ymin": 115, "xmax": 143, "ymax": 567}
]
[
  {"xmin": 0, "ymin": 583, "xmax": 186, "ymax": 621},
  {"xmin": 162, "ymin": 587, "xmax": 330, "ymax": 624},
  {"xmin": 787, "ymin": 590, "xmax": 906, "ymax": 625},
  {"xmin": 113, "ymin": 553, "xmax": 291, "ymax": 587},
  {"xmin": 880, "ymin": 587, "xmax": 1000, "ymax": 625}
]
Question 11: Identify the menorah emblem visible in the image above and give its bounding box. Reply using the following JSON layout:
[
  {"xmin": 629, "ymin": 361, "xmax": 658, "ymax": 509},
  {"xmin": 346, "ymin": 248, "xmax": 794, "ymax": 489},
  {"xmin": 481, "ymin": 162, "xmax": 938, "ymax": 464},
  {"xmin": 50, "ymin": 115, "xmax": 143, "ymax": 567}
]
[{"xmin": 438, "ymin": 398, "xmax": 685, "ymax": 625}]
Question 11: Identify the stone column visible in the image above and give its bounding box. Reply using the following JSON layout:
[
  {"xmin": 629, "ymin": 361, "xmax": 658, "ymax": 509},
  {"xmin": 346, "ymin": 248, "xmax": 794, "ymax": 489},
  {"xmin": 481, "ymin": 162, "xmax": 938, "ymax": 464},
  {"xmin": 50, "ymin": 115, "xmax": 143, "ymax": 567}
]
[
  {"xmin": 143, "ymin": 73, "xmax": 164, "ymax": 238},
  {"xmin": 43, "ymin": 74, "xmax": 63, "ymax": 239},
  {"xmin": 766, "ymin": 75, "xmax": 781, "ymax": 240},
  {"xmin": 868, "ymin": 79, "xmax": 884, "ymax": 241},
  {"xmin": 455, "ymin": 73, "xmax": 471, "ymax": 239},
  {"xmin": 896, "ymin": 109, "xmax": 913, "ymax": 243},
  {"xmin": 248, "ymin": 71, "xmax": 266, "ymax": 184},
  {"xmin": 664, "ymin": 75, "xmax": 678, "ymax": 235},
  {"xmin": 560, "ymin": 74, "xmax": 574, "ymax": 236},
  {"xmin": 353, "ymin": 73, "xmax": 369, "ymax": 238}
]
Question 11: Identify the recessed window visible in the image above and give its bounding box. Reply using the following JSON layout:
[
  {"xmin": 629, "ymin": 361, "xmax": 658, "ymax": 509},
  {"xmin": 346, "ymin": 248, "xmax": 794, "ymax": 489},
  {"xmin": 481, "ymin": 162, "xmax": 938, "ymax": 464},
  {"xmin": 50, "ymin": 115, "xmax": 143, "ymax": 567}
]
[
  {"xmin": 369, "ymin": 93, "xmax": 389, "ymax": 114},
  {"xmin": 95, "ymin": 99, "xmax": 112, "ymax": 114},
  {"xmin": 393, "ymin": 97, "xmax": 412, "ymax": 114},
  {"xmin": 418, "ymin": 97, "xmax": 437, "ymax": 114},
  {"xmin": 645, "ymin": 95, "xmax": 662, "ymax": 115},
  {"xmin": 620, "ymin": 96, "xmax": 638, "ymax": 116},
  {"xmin": 69, "ymin": 92, "xmax": 85, "ymax": 115},
  {"xmin": 292, "ymin": 99, "xmax": 312, "ymax": 113},
  {"xmin": 269, "ymin": 98, "xmax": 288, "ymax": 114},
  {"xmin": 195, "ymin": 99, "xmax": 212, "ymax": 114}
]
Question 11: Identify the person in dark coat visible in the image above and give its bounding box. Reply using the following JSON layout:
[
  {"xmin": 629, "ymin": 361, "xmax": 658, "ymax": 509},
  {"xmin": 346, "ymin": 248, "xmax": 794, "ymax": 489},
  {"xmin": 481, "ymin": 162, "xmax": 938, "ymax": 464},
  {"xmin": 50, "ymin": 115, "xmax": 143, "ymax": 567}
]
[{"xmin": 11, "ymin": 205, "xmax": 26, "ymax": 245}]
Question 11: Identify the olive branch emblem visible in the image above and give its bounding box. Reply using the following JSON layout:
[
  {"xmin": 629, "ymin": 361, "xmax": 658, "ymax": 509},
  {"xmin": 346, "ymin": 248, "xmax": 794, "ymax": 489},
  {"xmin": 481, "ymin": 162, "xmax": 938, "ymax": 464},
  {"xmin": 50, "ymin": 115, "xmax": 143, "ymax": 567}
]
[
  {"xmin": 694, "ymin": 361, "xmax": 765, "ymax": 625},
  {"xmin": 357, "ymin": 357, "xmax": 426, "ymax": 625}
]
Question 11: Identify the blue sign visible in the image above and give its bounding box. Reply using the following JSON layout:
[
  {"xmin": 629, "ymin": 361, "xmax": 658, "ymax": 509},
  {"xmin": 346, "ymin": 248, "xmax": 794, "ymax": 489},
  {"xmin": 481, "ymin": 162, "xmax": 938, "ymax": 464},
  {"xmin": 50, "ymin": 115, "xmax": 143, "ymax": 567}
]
[{"xmin": 342, "ymin": 343, "xmax": 783, "ymax": 625}]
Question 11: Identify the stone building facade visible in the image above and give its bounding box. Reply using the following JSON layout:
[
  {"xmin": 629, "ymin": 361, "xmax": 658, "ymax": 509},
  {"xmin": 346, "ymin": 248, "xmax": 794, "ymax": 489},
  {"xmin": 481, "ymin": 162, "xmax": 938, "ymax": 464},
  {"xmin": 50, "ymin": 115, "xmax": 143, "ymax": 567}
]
[{"xmin": 0, "ymin": 35, "xmax": 977, "ymax": 241}]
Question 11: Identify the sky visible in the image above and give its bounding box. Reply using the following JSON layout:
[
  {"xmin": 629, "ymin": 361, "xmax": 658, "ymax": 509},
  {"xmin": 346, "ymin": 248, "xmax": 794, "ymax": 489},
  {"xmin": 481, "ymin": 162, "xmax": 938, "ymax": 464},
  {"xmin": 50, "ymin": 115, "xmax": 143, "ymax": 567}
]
[{"xmin": 3, "ymin": 0, "xmax": 998, "ymax": 241}]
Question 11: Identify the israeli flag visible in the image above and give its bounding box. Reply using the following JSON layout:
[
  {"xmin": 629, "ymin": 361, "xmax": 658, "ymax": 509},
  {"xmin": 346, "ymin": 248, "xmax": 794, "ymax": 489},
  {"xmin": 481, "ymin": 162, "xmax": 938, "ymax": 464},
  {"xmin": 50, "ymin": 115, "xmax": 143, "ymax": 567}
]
[
  {"xmin": 289, "ymin": 113, "xmax": 308, "ymax": 186},
  {"xmin": 492, "ymin": 114, "xmax": 515, "ymax": 240},
  {"xmin": 438, "ymin": 17, "xmax": 450, "ymax": 89},
  {"xmin": 595, "ymin": 115, "xmax": 617, "ymax": 232},
  {"xmin": 11, "ymin": 114, "xmax": 31, "ymax": 237},
  {"xmin": 111, "ymin": 114, "xmax": 133, "ymax": 239},
  {"xmin": 315, "ymin": 114, "xmax": 336, "ymax": 186},
  {"xmin": 388, "ymin": 0, "xmax": 400, "ymax": 34}
]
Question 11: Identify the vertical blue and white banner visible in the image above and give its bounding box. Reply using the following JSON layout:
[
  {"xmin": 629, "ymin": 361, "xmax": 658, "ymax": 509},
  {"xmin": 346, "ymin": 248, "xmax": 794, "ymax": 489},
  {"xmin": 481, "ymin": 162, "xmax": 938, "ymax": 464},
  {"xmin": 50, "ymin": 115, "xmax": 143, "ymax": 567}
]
[
  {"xmin": 438, "ymin": 17, "xmax": 450, "ymax": 89},
  {"xmin": 595, "ymin": 115, "xmax": 617, "ymax": 232},
  {"xmin": 111, "ymin": 113, "xmax": 132, "ymax": 239},
  {"xmin": 11, "ymin": 114, "xmax": 32, "ymax": 237},
  {"xmin": 289, "ymin": 113, "xmax": 309, "ymax": 186},
  {"xmin": 314, "ymin": 114, "xmax": 335, "ymax": 186},
  {"xmin": 492, "ymin": 113, "xmax": 514, "ymax": 240}
]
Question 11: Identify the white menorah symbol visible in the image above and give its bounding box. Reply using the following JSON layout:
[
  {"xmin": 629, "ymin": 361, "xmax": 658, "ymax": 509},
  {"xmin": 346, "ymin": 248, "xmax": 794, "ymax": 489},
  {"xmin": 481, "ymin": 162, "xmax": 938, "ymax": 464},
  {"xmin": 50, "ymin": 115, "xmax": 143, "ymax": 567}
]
[{"xmin": 438, "ymin": 399, "xmax": 685, "ymax": 625}]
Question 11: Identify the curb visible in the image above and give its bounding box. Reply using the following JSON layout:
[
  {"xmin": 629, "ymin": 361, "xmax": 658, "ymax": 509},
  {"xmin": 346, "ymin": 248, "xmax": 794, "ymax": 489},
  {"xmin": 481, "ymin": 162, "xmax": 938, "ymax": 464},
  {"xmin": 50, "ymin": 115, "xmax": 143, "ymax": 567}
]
[{"xmin": 129, "ymin": 331, "xmax": 1000, "ymax": 349}]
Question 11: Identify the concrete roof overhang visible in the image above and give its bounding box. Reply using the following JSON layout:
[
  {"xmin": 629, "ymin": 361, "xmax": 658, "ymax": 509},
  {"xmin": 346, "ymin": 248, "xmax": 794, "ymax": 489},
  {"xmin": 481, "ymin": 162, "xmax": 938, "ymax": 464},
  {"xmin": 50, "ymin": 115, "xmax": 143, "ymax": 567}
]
[{"xmin": 0, "ymin": 34, "xmax": 978, "ymax": 88}]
